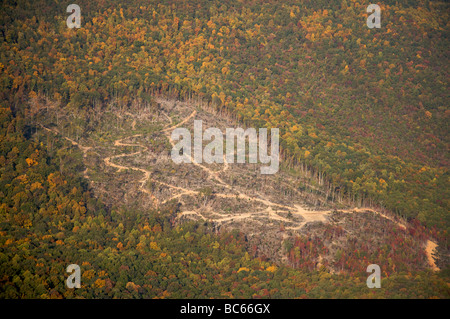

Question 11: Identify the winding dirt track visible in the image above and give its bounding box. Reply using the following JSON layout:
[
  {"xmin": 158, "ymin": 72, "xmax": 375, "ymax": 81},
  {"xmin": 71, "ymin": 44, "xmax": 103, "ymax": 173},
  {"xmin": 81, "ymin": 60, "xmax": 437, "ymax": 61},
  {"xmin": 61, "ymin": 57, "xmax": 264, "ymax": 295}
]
[
  {"xmin": 98, "ymin": 100, "xmax": 331, "ymax": 228},
  {"xmin": 40, "ymin": 100, "xmax": 440, "ymax": 271},
  {"xmin": 103, "ymin": 133, "xmax": 158, "ymax": 204}
]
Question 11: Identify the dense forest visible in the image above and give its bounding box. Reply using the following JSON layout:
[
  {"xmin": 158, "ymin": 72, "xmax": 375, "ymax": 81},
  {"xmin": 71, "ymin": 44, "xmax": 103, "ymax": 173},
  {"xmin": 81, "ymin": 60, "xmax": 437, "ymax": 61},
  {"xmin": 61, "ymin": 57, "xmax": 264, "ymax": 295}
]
[{"xmin": 0, "ymin": 0, "xmax": 449, "ymax": 298}]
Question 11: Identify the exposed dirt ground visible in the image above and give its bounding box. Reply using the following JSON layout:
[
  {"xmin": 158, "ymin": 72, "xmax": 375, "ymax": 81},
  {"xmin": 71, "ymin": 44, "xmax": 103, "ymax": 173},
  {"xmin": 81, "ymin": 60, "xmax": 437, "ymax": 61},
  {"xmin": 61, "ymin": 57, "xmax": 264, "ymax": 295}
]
[{"xmin": 38, "ymin": 97, "xmax": 441, "ymax": 272}]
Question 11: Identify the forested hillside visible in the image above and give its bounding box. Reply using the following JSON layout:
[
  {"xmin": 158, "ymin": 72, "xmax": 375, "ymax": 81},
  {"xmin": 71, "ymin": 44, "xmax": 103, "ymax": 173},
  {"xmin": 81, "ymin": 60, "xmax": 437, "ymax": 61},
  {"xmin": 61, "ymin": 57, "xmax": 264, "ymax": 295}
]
[
  {"xmin": 0, "ymin": 106, "xmax": 449, "ymax": 298},
  {"xmin": 0, "ymin": 0, "xmax": 449, "ymax": 298}
]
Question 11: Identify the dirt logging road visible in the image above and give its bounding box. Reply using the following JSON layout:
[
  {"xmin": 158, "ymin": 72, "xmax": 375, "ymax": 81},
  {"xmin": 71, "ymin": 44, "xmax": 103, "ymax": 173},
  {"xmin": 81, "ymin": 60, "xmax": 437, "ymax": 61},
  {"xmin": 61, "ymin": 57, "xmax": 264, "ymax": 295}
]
[{"xmin": 40, "ymin": 98, "xmax": 440, "ymax": 272}]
